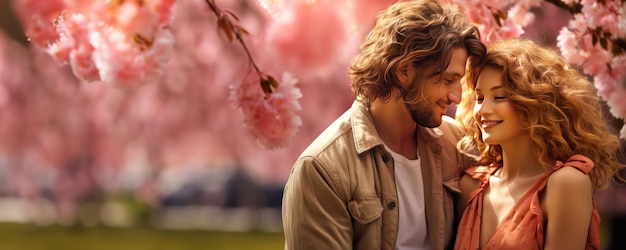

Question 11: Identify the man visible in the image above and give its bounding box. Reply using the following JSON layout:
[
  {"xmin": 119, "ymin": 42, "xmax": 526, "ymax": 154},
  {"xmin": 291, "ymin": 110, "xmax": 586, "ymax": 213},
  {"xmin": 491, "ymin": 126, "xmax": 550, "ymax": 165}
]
[{"xmin": 281, "ymin": 0, "xmax": 486, "ymax": 249}]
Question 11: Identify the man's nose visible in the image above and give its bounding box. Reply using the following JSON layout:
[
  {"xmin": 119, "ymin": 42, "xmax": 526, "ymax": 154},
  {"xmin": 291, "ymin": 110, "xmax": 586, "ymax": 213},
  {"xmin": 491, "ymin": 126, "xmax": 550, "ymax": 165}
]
[{"xmin": 448, "ymin": 83, "xmax": 462, "ymax": 104}]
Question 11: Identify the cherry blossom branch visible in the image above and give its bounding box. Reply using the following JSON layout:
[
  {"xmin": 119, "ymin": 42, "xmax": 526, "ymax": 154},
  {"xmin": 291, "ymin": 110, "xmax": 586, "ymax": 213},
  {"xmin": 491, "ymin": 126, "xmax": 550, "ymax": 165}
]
[
  {"xmin": 205, "ymin": 0, "xmax": 278, "ymax": 97},
  {"xmin": 204, "ymin": 0, "xmax": 302, "ymax": 149},
  {"xmin": 545, "ymin": 0, "xmax": 625, "ymax": 56},
  {"xmin": 544, "ymin": 0, "xmax": 582, "ymax": 14},
  {"xmin": 547, "ymin": 0, "xmax": 626, "ymax": 136}
]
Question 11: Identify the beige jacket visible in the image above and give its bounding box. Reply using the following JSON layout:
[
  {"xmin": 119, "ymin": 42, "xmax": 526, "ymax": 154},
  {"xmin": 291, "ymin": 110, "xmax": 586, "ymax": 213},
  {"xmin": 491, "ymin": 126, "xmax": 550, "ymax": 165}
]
[{"xmin": 282, "ymin": 101, "xmax": 473, "ymax": 250}]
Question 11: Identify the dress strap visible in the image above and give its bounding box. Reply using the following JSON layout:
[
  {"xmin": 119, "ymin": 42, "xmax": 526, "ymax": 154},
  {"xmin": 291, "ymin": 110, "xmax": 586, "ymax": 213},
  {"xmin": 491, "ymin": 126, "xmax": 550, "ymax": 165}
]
[
  {"xmin": 465, "ymin": 165, "xmax": 500, "ymax": 185},
  {"xmin": 551, "ymin": 154, "xmax": 594, "ymax": 174}
]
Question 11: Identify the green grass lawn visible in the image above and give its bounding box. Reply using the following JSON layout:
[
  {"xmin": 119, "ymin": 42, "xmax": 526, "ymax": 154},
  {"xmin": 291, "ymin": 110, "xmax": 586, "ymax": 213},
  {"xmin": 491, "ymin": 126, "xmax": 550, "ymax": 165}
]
[
  {"xmin": 0, "ymin": 220, "xmax": 612, "ymax": 250},
  {"xmin": 0, "ymin": 223, "xmax": 284, "ymax": 250}
]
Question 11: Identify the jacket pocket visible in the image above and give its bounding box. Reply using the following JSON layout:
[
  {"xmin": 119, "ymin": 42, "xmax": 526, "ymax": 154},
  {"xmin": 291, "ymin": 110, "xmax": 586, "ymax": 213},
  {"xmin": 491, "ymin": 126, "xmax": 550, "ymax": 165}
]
[{"xmin": 348, "ymin": 195, "xmax": 383, "ymax": 224}]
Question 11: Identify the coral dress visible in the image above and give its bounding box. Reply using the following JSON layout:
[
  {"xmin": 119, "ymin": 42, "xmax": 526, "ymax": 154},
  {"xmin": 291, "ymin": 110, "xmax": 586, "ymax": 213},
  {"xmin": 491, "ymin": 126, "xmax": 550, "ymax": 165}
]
[{"xmin": 454, "ymin": 155, "xmax": 600, "ymax": 250}]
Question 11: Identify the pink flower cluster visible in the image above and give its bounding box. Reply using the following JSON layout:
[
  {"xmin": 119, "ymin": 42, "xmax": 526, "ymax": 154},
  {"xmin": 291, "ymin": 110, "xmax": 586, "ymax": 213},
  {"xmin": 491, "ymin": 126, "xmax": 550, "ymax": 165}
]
[
  {"xmin": 12, "ymin": 0, "xmax": 176, "ymax": 84},
  {"xmin": 229, "ymin": 70, "xmax": 302, "ymax": 150},
  {"xmin": 556, "ymin": 0, "xmax": 626, "ymax": 137},
  {"xmin": 450, "ymin": 0, "xmax": 529, "ymax": 44}
]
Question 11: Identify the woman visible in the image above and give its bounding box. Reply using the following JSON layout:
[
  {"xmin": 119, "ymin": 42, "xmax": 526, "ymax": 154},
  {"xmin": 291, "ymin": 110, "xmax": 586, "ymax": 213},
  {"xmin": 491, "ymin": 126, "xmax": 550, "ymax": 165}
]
[{"xmin": 454, "ymin": 38, "xmax": 624, "ymax": 249}]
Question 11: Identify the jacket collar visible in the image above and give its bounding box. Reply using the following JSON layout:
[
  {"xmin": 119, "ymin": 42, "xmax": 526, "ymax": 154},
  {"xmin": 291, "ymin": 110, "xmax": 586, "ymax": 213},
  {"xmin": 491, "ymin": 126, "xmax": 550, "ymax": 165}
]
[{"xmin": 350, "ymin": 100, "xmax": 443, "ymax": 154}]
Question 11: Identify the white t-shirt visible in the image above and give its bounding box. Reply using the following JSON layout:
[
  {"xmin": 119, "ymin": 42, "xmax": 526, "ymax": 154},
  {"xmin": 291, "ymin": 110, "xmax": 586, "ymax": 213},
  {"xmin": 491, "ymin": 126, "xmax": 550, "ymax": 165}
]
[{"xmin": 384, "ymin": 145, "xmax": 432, "ymax": 250}]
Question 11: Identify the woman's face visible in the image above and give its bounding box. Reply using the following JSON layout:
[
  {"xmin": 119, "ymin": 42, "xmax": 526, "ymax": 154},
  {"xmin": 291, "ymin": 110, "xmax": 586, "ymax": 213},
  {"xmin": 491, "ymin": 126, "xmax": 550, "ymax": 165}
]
[{"xmin": 473, "ymin": 66, "xmax": 526, "ymax": 146}]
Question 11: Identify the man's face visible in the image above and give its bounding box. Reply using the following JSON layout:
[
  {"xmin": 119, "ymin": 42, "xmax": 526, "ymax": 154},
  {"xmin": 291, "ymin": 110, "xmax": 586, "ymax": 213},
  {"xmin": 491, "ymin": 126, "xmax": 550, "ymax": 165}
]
[{"xmin": 405, "ymin": 47, "xmax": 468, "ymax": 128}]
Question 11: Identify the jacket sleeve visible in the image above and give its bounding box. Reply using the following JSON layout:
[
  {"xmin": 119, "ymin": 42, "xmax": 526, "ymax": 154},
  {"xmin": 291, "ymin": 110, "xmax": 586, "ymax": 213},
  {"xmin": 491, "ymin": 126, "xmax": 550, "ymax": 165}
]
[{"xmin": 282, "ymin": 155, "xmax": 353, "ymax": 250}]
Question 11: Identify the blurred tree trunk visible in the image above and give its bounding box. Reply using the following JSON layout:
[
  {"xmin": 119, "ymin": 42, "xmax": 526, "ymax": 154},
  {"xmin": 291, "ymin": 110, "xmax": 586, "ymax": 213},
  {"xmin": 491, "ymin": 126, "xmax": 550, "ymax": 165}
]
[{"xmin": 0, "ymin": 1, "xmax": 28, "ymax": 45}]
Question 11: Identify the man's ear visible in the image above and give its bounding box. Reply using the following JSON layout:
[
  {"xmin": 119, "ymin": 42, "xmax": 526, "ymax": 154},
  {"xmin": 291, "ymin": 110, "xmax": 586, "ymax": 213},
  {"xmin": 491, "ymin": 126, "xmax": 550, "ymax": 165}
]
[{"xmin": 396, "ymin": 63, "xmax": 412, "ymax": 87}]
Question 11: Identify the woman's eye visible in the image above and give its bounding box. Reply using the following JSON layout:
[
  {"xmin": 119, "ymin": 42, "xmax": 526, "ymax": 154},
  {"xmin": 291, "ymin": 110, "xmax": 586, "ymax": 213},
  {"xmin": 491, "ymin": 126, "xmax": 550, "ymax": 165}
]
[
  {"xmin": 494, "ymin": 96, "xmax": 507, "ymax": 100},
  {"xmin": 475, "ymin": 97, "xmax": 484, "ymax": 103}
]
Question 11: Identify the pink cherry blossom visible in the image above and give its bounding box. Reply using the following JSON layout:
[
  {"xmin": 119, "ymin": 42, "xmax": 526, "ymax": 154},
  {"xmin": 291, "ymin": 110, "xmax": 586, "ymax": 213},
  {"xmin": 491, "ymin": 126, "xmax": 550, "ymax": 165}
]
[
  {"xmin": 454, "ymin": 0, "xmax": 527, "ymax": 44},
  {"xmin": 581, "ymin": 45, "xmax": 612, "ymax": 76},
  {"xmin": 508, "ymin": 0, "xmax": 543, "ymax": 27},
  {"xmin": 592, "ymin": 55, "xmax": 626, "ymax": 137},
  {"xmin": 570, "ymin": 14, "xmax": 588, "ymax": 33},
  {"xmin": 230, "ymin": 70, "xmax": 302, "ymax": 150},
  {"xmin": 12, "ymin": 0, "xmax": 177, "ymax": 84},
  {"xmin": 581, "ymin": 0, "xmax": 620, "ymax": 31},
  {"xmin": 557, "ymin": 28, "xmax": 588, "ymax": 65},
  {"xmin": 91, "ymin": 27, "xmax": 175, "ymax": 85},
  {"xmin": 57, "ymin": 13, "xmax": 100, "ymax": 82},
  {"xmin": 11, "ymin": 0, "xmax": 64, "ymax": 46}
]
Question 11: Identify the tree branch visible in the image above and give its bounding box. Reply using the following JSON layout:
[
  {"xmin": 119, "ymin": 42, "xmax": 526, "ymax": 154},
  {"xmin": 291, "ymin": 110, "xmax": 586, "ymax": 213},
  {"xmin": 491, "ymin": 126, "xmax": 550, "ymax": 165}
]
[
  {"xmin": 544, "ymin": 0, "xmax": 583, "ymax": 14},
  {"xmin": 0, "ymin": 1, "xmax": 28, "ymax": 46}
]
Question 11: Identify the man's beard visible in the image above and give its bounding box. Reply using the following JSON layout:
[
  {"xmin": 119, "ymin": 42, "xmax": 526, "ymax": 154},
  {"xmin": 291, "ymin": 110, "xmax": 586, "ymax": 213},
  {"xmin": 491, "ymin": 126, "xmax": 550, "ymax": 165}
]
[
  {"xmin": 406, "ymin": 102, "xmax": 441, "ymax": 128},
  {"xmin": 399, "ymin": 85, "xmax": 444, "ymax": 128}
]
